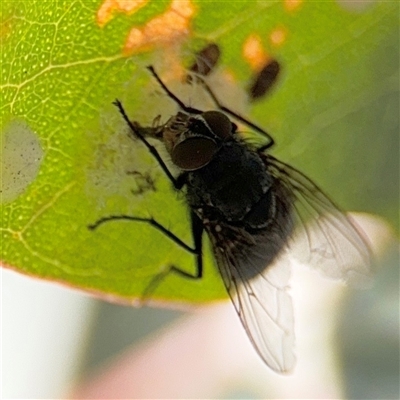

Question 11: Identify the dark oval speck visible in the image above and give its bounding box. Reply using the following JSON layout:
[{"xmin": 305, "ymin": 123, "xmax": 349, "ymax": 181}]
[
  {"xmin": 249, "ymin": 59, "xmax": 281, "ymax": 101},
  {"xmin": 188, "ymin": 43, "xmax": 221, "ymax": 78}
]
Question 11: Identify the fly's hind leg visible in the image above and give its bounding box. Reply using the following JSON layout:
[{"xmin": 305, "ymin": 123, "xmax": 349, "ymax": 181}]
[
  {"xmin": 88, "ymin": 211, "xmax": 204, "ymax": 301},
  {"xmin": 141, "ymin": 211, "xmax": 204, "ymax": 301}
]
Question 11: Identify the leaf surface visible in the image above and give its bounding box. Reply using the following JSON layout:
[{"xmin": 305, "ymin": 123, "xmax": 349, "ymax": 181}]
[{"xmin": 1, "ymin": 0, "xmax": 398, "ymax": 303}]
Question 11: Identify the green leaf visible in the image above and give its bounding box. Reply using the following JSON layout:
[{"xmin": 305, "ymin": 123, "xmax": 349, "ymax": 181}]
[{"xmin": 1, "ymin": 0, "xmax": 398, "ymax": 303}]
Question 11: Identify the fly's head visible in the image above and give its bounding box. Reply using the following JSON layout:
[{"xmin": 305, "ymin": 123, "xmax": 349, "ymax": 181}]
[{"xmin": 163, "ymin": 110, "xmax": 237, "ymax": 171}]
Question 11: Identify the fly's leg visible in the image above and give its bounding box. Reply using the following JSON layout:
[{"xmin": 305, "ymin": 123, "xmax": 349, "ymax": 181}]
[
  {"xmin": 114, "ymin": 99, "xmax": 186, "ymax": 190},
  {"xmin": 88, "ymin": 212, "xmax": 204, "ymax": 301},
  {"xmin": 147, "ymin": 66, "xmax": 203, "ymax": 115},
  {"xmin": 142, "ymin": 211, "xmax": 204, "ymax": 300},
  {"xmin": 88, "ymin": 215, "xmax": 194, "ymax": 252},
  {"xmin": 146, "ymin": 65, "xmax": 274, "ymax": 150},
  {"xmin": 195, "ymin": 75, "xmax": 275, "ymax": 150}
]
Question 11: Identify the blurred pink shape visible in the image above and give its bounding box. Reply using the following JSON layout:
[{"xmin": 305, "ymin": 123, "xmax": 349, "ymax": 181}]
[{"xmin": 72, "ymin": 214, "xmax": 393, "ymax": 399}]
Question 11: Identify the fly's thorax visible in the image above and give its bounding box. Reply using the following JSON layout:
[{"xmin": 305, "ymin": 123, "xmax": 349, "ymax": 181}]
[{"xmin": 186, "ymin": 141, "xmax": 273, "ymax": 222}]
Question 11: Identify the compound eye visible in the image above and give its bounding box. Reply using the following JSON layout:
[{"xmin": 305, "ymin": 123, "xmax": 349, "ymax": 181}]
[
  {"xmin": 202, "ymin": 111, "xmax": 232, "ymax": 139},
  {"xmin": 172, "ymin": 137, "xmax": 218, "ymax": 171}
]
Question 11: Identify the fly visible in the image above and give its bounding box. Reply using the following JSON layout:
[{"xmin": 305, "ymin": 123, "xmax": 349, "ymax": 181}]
[{"xmin": 89, "ymin": 66, "xmax": 372, "ymax": 373}]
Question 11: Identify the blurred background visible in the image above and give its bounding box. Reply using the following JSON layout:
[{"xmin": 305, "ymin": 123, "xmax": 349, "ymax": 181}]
[{"xmin": 2, "ymin": 221, "xmax": 399, "ymax": 399}]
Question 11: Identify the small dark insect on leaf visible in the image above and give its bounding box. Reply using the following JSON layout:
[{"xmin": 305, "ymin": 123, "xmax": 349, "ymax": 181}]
[
  {"xmin": 89, "ymin": 66, "xmax": 373, "ymax": 373},
  {"xmin": 249, "ymin": 59, "xmax": 281, "ymax": 101},
  {"xmin": 187, "ymin": 43, "xmax": 221, "ymax": 82}
]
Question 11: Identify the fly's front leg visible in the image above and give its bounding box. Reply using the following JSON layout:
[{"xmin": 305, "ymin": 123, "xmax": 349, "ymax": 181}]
[
  {"xmin": 113, "ymin": 99, "xmax": 186, "ymax": 190},
  {"xmin": 146, "ymin": 65, "xmax": 275, "ymax": 150},
  {"xmin": 196, "ymin": 76, "xmax": 275, "ymax": 150},
  {"xmin": 146, "ymin": 66, "xmax": 203, "ymax": 115}
]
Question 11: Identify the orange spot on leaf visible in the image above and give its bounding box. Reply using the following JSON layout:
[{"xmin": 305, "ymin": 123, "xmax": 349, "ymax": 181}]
[
  {"xmin": 97, "ymin": 0, "xmax": 149, "ymax": 27},
  {"xmin": 123, "ymin": 0, "xmax": 196, "ymax": 55},
  {"xmin": 159, "ymin": 47, "xmax": 188, "ymax": 82},
  {"xmin": 269, "ymin": 27, "xmax": 288, "ymax": 47},
  {"xmin": 284, "ymin": 0, "xmax": 303, "ymax": 12},
  {"xmin": 242, "ymin": 34, "xmax": 270, "ymax": 71}
]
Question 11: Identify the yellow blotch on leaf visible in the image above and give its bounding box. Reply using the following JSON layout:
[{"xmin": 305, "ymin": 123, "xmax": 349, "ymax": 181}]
[
  {"xmin": 284, "ymin": 0, "xmax": 303, "ymax": 12},
  {"xmin": 97, "ymin": 0, "xmax": 149, "ymax": 27},
  {"xmin": 242, "ymin": 34, "xmax": 270, "ymax": 71},
  {"xmin": 123, "ymin": 0, "xmax": 196, "ymax": 55},
  {"xmin": 270, "ymin": 26, "xmax": 288, "ymax": 47}
]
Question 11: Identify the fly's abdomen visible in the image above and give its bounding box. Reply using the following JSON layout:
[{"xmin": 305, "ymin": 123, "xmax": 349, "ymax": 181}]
[{"xmin": 205, "ymin": 178, "xmax": 294, "ymax": 281}]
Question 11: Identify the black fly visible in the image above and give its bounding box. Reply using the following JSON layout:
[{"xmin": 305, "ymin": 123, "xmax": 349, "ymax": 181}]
[{"xmin": 89, "ymin": 66, "xmax": 372, "ymax": 373}]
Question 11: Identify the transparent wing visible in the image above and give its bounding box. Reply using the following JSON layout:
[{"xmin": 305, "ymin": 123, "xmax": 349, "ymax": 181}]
[
  {"xmin": 211, "ymin": 240, "xmax": 296, "ymax": 373},
  {"xmin": 265, "ymin": 155, "xmax": 373, "ymax": 288},
  {"xmin": 207, "ymin": 154, "xmax": 373, "ymax": 373}
]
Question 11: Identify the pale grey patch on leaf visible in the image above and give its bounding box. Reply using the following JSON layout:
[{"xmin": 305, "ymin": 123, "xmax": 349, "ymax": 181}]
[
  {"xmin": 1, "ymin": 120, "xmax": 43, "ymax": 203},
  {"xmin": 336, "ymin": 0, "xmax": 376, "ymax": 13}
]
